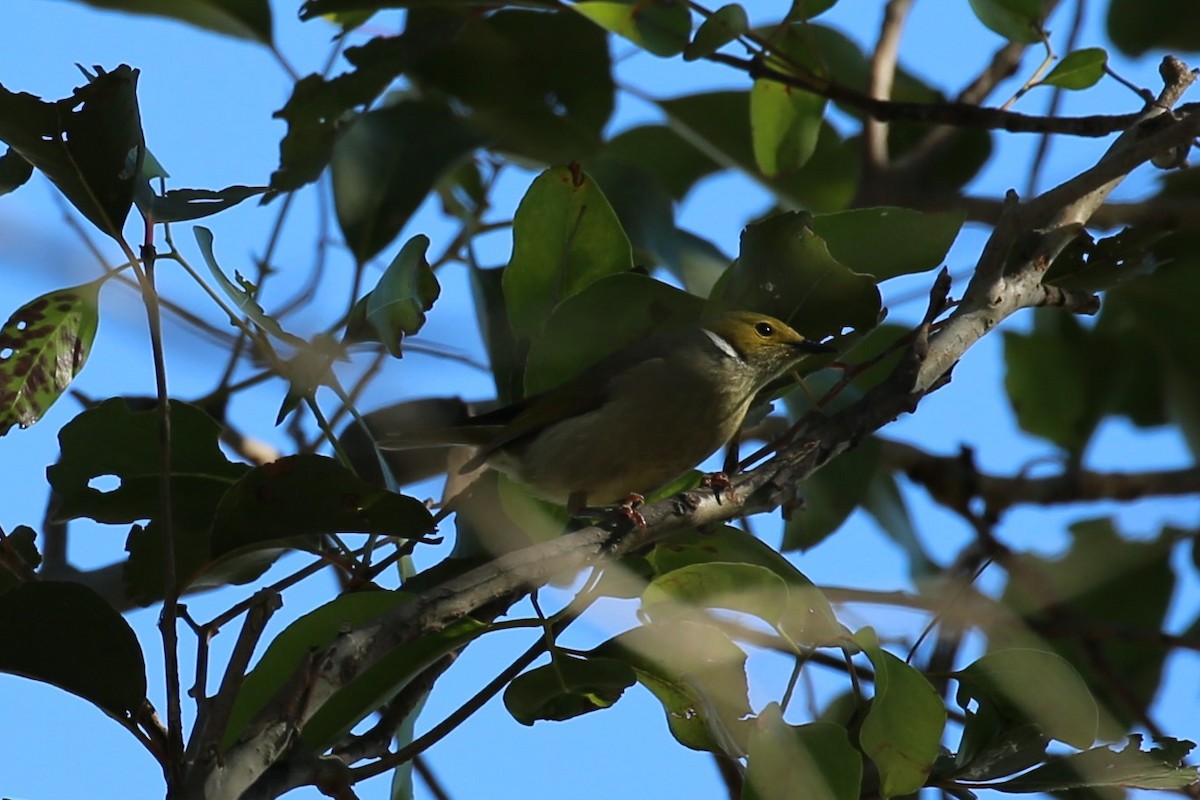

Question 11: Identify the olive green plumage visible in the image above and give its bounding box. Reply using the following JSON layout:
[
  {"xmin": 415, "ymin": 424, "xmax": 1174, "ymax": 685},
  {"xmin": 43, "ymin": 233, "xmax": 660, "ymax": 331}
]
[{"xmin": 384, "ymin": 311, "xmax": 831, "ymax": 507}]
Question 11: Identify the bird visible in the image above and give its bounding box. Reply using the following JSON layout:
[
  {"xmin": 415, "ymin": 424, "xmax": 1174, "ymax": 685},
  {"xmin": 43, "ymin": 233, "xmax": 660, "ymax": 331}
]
[{"xmin": 382, "ymin": 311, "xmax": 832, "ymax": 511}]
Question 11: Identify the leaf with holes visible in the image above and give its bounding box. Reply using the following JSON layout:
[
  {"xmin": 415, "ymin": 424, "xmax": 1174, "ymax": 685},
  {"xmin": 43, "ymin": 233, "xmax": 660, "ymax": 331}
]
[
  {"xmin": 0, "ymin": 281, "xmax": 102, "ymax": 436},
  {"xmin": 0, "ymin": 65, "xmax": 144, "ymax": 238}
]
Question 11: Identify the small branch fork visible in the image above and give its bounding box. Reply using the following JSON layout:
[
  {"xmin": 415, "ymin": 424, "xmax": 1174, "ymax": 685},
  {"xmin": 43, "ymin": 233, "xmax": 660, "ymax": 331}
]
[{"xmin": 179, "ymin": 58, "xmax": 1200, "ymax": 800}]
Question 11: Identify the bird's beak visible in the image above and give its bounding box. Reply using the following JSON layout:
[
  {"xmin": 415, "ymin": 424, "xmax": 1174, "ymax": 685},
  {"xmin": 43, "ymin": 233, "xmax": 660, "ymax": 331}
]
[{"xmin": 797, "ymin": 339, "xmax": 836, "ymax": 354}]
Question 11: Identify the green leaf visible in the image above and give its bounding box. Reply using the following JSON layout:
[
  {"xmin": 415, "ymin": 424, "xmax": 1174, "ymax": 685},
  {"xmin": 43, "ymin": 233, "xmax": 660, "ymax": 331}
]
[
  {"xmin": 345, "ymin": 235, "xmax": 441, "ymax": 357},
  {"xmin": 991, "ymin": 736, "xmax": 1198, "ymax": 793},
  {"xmin": 0, "ymin": 146, "xmax": 33, "ymax": 196},
  {"xmin": 66, "ymin": 0, "xmax": 273, "ymax": 44},
  {"xmin": 750, "ymin": 77, "xmax": 825, "ymax": 177},
  {"xmin": 783, "ymin": 437, "xmax": 882, "ymax": 551},
  {"xmin": 659, "ymin": 91, "xmax": 858, "ymax": 212},
  {"xmin": 854, "ymin": 627, "xmax": 946, "ymax": 798},
  {"xmin": 522, "ymin": 273, "xmax": 704, "ymax": 396},
  {"xmin": 136, "ymin": 184, "xmax": 267, "ymax": 223},
  {"xmin": 955, "ymin": 649, "xmax": 1098, "ymax": 750},
  {"xmin": 408, "ymin": 9, "xmax": 614, "ymax": 163},
  {"xmin": 1003, "ymin": 311, "xmax": 1103, "ymax": 454},
  {"xmin": 221, "ymin": 590, "xmax": 412, "ymax": 750},
  {"xmin": 593, "ymin": 620, "xmax": 752, "ymax": 755},
  {"xmin": 503, "ymin": 655, "xmax": 637, "ymax": 725},
  {"xmin": 210, "ymin": 454, "xmax": 435, "ymax": 557},
  {"xmin": 711, "ymin": 211, "xmax": 882, "ymax": 340},
  {"xmin": 332, "ymin": 100, "xmax": 480, "ymax": 263},
  {"xmin": 999, "ymin": 519, "xmax": 1175, "ymax": 739},
  {"xmin": 602, "ymin": 124, "xmax": 721, "ymax": 201},
  {"xmin": 503, "ymin": 166, "xmax": 633, "ymax": 340},
  {"xmin": 0, "ymin": 581, "xmax": 145, "ymax": 719},
  {"xmin": 583, "ymin": 157, "xmax": 683, "ymax": 273},
  {"xmin": 269, "ymin": 19, "xmax": 465, "ymax": 192},
  {"xmin": 0, "ymin": 281, "xmax": 101, "ymax": 436},
  {"xmin": 744, "ymin": 706, "xmax": 862, "ymax": 800},
  {"xmin": 684, "ymin": 4, "xmax": 748, "ymax": 61},
  {"xmin": 573, "ymin": 0, "xmax": 692, "ymax": 57},
  {"xmin": 810, "ymin": 207, "xmax": 963, "ymax": 281},
  {"xmin": 1107, "ymin": 0, "xmax": 1200, "ymax": 56},
  {"xmin": 47, "ymin": 397, "xmax": 248, "ymax": 525},
  {"xmin": 1041, "ymin": 48, "xmax": 1108, "ymax": 90},
  {"xmin": 650, "ymin": 525, "xmax": 846, "ymax": 646},
  {"xmin": 193, "ymin": 226, "xmax": 305, "ymax": 346},
  {"xmin": 0, "ymin": 65, "xmax": 143, "ymax": 238},
  {"xmin": 967, "ymin": 0, "xmax": 1047, "ymax": 43}
]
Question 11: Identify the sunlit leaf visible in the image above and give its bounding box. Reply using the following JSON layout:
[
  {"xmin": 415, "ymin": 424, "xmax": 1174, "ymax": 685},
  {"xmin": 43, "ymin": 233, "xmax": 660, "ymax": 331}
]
[
  {"xmin": 968, "ymin": 0, "xmax": 1047, "ymax": 43},
  {"xmin": 744, "ymin": 706, "xmax": 861, "ymax": 800},
  {"xmin": 573, "ymin": 0, "xmax": 692, "ymax": 57},
  {"xmin": 345, "ymin": 235, "xmax": 441, "ymax": 357},
  {"xmin": 684, "ymin": 4, "xmax": 748, "ymax": 61},
  {"xmin": 0, "ymin": 281, "xmax": 101, "ymax": 436},
  {"xmin": 854, "ymin": 627, "xmax": 945, "ymax": 798},
  {"xmin": 1041, "ymin": 48, "xmax": 1108, "ymax": 90},
  {"xmin": 503, "ymin": 166, "xmax": 632, "ymax": 340}
]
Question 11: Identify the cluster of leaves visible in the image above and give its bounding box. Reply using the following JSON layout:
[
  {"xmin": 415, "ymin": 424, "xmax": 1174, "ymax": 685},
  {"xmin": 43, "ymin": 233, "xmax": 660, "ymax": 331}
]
[{"xmin": 2, "ymin": 1, "xmax": 1200, "ymax": 799}]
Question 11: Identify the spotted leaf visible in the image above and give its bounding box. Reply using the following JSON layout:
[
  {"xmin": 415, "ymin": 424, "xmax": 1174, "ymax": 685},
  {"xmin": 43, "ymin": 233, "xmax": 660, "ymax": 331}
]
[{"xmin": 0, "ymin": 281, "xmax": 102, "ymax": 436}]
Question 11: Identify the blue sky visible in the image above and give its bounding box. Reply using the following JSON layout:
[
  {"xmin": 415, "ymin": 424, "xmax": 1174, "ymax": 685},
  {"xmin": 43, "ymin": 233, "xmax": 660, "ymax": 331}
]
[{"xmin": 1, "ymin": 1, "xmax": 1198, "ymax": 798}]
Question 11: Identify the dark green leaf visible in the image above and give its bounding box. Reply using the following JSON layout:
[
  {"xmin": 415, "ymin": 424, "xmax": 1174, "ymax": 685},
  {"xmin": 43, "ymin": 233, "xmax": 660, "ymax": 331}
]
[
  {"xmin": 684, "ymin": 4, "xmax": 748, "ymax": 61},
  {"xmin": 998, "ymin": 519, "xmax": 1175, "ymax": 739},
  {"xmin": 659, "ymin": 91, "xmax": 858, "ymax": 211},
  {"xmin": 711, "ymin": 211, "xmax": 882, "ymax": 340},
  {"xmin": 0, "ymin": 65, "xmax": 143, "ymax": 238},
  {"xmin": 332, "ymin": 100, "xmax": 479, "ymax": 263},
  {"xmin": 573, "ymin": 0, "xmax": 692, "ymax": 57},
  {"xmin": 0, "ymin": 581, "xmax": 145, "ymax": 719},
  {"xmin": 0, "ymin": 525, "xmax": 41, "ymax": 596},
  {"xmin": 470, "ymin": 264, "xmax": 522, "ymax": 404},
  {"xmin": 1107, "ymin": 0, "xmax": 1200, "ymax": 56},
  {"xmin": 810, "ymin": 207, "xmax": 963, "ymax": 281},
  {"xmin": 744, "ymin": 705, "xmax": 862, "ymax": 800},
  {"xmin": 602, "ymin": 124, "xmax": 721, "ymax": 201},
  {"xmin": 345, "ymin": 235, "xmax": 441, "ymax": 356},
  {"xmin": 504, "ymin": 655, "xmax": 637, "ymax": 724},
  {"xmin": 0, "ymin": 280, "xmax": 101, "ymax": 436},
  {"xmin": 137, "ymin": 184, "xmax": 267, "ymax": 223},
  {"xmin": 583, "ymin": 157, "xmax": 682, "ymax": 273},
  {"xmin": 0, "ymin": 146, "xmax": 33, "ymax": 196},
  {"xmin": 523, "ymin": 273, "xmax": 704, "ymax": 395},
  {"xmin": 47, "ymin": 397, "xmax": 247, "ymax": 525},
  {"xmin": 854, "ymin": 627, "xmax": 946, "ymax": 798},
  {"xmin": 967, "ymin": 0, "xmax": 1047, "ymax": 43},
  {"xmin": 783, "ymin": 437, "xmax": 884, "ymax": 550},
  {"xmin": 593, "ymin": 620, "xmax": 752, "ymax": 755},
  {"xmin": 210, "ymin": 454, "xmax": 435, "ymax": 557},
  {"xmin": 300, "ymin": 0, "xmax": 531, "ymax": 18},
  {"xmin": 67, "ymin": 0, "xmax": 273, "ymax": 44},
  {"xmin": 270, "ymin": 17, "xmax": 465, "ymax": 192},
  {"xmin": 408, "ymin": 9, "xmax": 614, "ymax": 163},
  {"xmin": 1003, "ymin": 311, "xmax": 1103, "ymax": 454},
  {"xmin": 991, "ymin": 736, "xmax": 1198, "ymax": 793},
  {"xmin": 503, "ymin": 166, "xmax": 632, "ymax": 340},
  {"xmin": 1041, "ymin": 48, "xmax": 1108, "ymax": 90}
]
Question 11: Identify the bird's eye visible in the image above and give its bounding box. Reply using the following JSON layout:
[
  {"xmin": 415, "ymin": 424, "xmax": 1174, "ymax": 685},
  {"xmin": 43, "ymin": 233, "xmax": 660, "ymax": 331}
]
[{"xmin": 754, "ymin": 321, "xmax": 774, "ymax": 337}]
